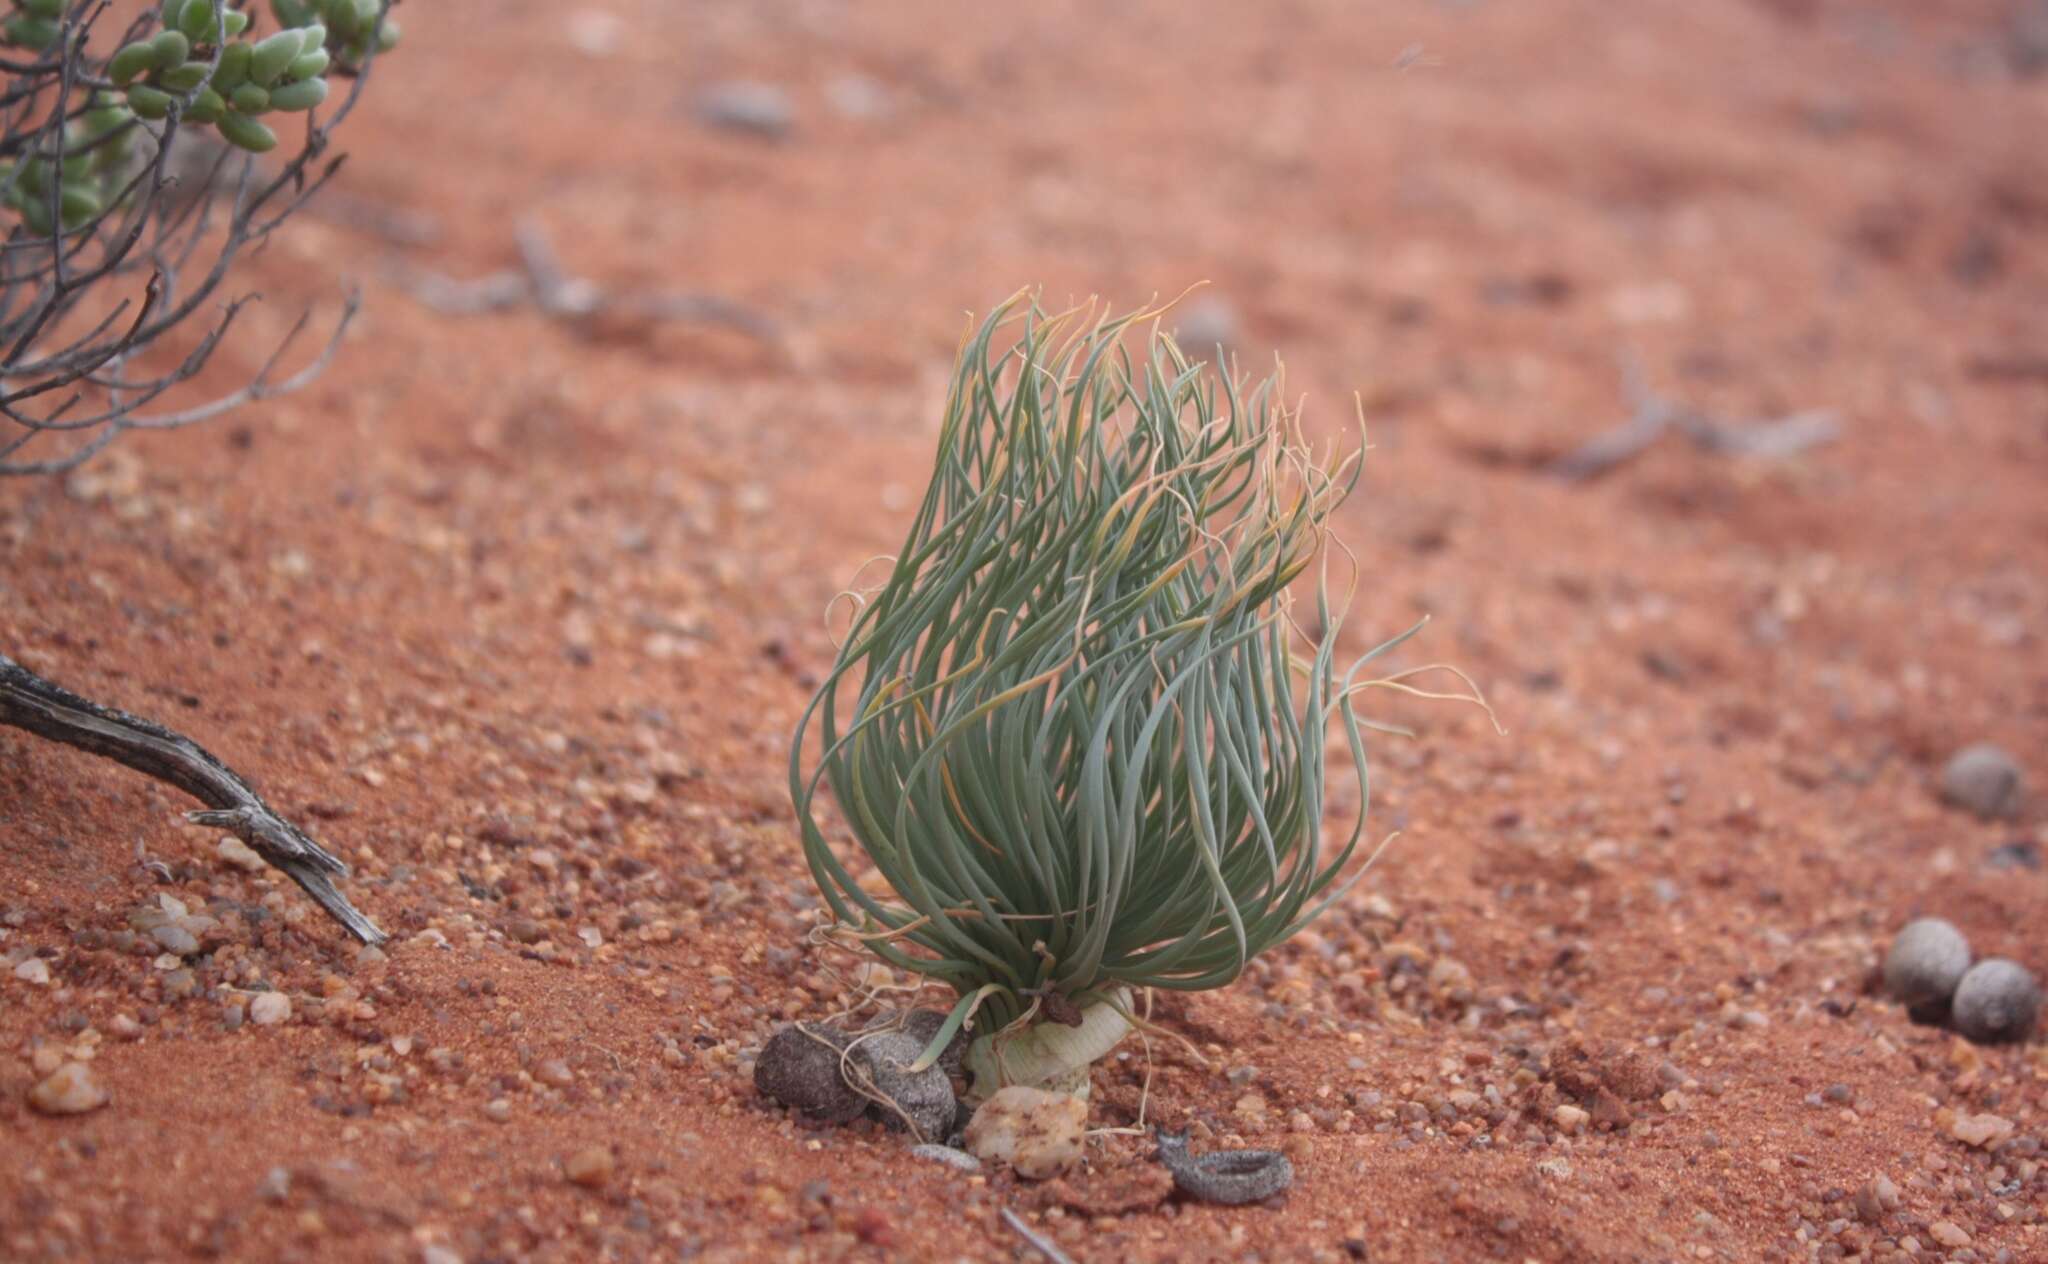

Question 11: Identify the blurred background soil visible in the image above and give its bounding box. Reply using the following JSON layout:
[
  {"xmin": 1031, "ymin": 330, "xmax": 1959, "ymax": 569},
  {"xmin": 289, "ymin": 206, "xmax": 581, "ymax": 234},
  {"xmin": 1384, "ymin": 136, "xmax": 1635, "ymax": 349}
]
[{"xmin": 3, "ymin": 1, "xmax": 2046, "ymax": 1259}]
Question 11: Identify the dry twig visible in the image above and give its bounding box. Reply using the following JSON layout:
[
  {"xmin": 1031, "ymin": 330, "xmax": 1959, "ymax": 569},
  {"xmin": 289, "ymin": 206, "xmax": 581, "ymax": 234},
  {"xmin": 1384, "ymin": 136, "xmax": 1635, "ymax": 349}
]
[
  {"xmin": 400, "ymin": 217, "xmax": 780, "ymax": 345},
  {"xmin": 1547, "ymin": 353, "xmax": 1840, "ymax": 482}
]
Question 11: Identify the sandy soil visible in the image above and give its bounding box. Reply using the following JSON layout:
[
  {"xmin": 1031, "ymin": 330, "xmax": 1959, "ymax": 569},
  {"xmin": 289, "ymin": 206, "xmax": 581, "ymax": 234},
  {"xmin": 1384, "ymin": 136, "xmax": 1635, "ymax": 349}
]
[{"xmin": 5, "ymin": 1, "xmax": 2048, "ymax": 1260}]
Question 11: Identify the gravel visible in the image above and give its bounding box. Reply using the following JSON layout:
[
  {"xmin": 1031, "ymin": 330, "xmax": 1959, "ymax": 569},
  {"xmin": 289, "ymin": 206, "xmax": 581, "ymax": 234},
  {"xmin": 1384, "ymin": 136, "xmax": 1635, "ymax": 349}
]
[
  {"xmin": 1940, "ymin": 743, "xmax": 2024, "ymax": 819},
  {"xmin": 1950, "ymin": 958, "xmax": 2040, "ymax": 1044},
  {"xmin": 1882, "ymin": 918, "xmax": 1973, "ymax": 1009}
]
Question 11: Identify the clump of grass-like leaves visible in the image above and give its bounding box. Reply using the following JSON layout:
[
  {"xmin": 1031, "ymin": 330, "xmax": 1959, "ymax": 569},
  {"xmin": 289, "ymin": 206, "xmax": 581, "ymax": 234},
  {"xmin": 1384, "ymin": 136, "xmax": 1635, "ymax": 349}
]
[{"xmin": 791, "ymin": 293, "xmax": 1435, "ymax": 1092}]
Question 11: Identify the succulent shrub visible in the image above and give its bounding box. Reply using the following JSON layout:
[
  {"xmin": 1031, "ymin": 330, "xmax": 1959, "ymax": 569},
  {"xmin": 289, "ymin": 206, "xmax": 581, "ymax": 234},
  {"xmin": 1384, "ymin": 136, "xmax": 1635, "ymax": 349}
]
[
  {"xmin": 0, "ymin": 0, "xmax": 400, "ymax": 941},
  {"xmin": 791, "ymin": 295, "xmax": 1431, "ymax": 1095},
  {"xmin": 1, "ymin": 0, "xmax": 398, "ymax": 473}
]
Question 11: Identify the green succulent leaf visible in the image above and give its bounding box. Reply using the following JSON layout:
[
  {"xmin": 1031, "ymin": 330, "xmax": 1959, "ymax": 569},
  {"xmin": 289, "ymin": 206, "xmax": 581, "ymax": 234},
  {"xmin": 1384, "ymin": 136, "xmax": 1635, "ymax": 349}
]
[
  {"xmin": 176, "ymin": 0, "xmax": 217, "ymax": 42},
  {"xmin": 3, "ymin": 14, "xmax": 59, "ymax": 50},
  {"xmin": 248, "ymin": 28, "xmax": 301, "ymax": 85},
  {"xmin": 210, "ymin": 40, "xmax": 252, "ymax": 92},
  {"xmin": 229, "ymin": 82, "xmax": 270, "ymax": 114},
  {"xmin": 148, "ymin": 29, "xmax": 190, "ymax": 72},
  {"xmin": 124, "ymin": 84, "xmax": 175, "ymax": 120},
  {"xmin": 109, "ymin": 40, "xmax": 158, "ymax": 86},
  {"xmin": 265, "ymin": 76, "xmax": 325, "ymax": 111},
  {"xmin": 185, "ymin": 85, "xmax": 226, "ymax": 124},
  {"xmin": 157, "ymin": 61, "xmax": 210, "ymax": 93},
  {"xmin": 214, "ymin": 108, "xmax": 277, "ymax": 152}
]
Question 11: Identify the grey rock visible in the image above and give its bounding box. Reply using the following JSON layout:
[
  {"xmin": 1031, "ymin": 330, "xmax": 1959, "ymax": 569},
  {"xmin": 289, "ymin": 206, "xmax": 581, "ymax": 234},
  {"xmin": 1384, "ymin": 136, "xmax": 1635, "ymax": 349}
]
[
  {"xmin": 852, "ymin": 1030, "xmax": 955, "ymax": 1143},
  {"xmin": 1884, "ymin": 918, "xmax": 1972, "ymax": 1009},
  {"xmin": 696, "ymin": 81, "xmax": 794, "ymax": 139},
  {"xmin": 754, "ymin": 1023, "xmax": 865, "ymax": 1124},
  {"xmin": 908, "ymin": 1143, "xmax": 981, "ymax": 1173},
  {"xmin": 1952, "ymin": 958, "xmax": 2040, "ymax": 1044},
  {"xmin": 1940, "ymin": 743, "xmax": 2024, "ymax": 820}
]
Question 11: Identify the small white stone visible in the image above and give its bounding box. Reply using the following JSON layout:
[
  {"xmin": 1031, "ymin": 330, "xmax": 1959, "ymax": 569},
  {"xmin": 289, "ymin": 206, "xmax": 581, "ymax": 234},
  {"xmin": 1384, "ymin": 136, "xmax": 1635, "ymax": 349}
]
[
  {"xmin": 28, "ymin": 1062, "xmax": 109, "ymax": 1115},
  {"xmin": 909, "ymin": 1144, "xmax": 981, "ymax": 1173},
  {"xmin": 13, "ymin": 957, "xmax": 51, "ymax": 986},
  {"xmin": 249, "ymin": 992, "xmax": 292, "ymax": 1026},
  {"xmin": 1950, "ymin": 1112, "xmax": 2015, "ymax": 1148},
  {"xmin": 217, "ymin": 837, "xmax": 266, "ymax": 872},
  {"xmin": 964, "ymin": 1087, "xmax": 1087, "ymax": 1180}
]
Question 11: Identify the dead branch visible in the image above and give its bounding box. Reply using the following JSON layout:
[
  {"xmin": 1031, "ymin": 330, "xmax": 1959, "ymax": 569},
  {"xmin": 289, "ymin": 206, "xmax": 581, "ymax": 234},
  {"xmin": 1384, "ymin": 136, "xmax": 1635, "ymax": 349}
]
[
  {"xmin": 399, "ymin": 217, "xmax": 781, "ymax": 346},
  {"xmin": 1547, "ymin": 354, "xmax": 1840, "ymax": 482},
  {"xmin": 0, "ymin": 651, "xmax": 385, "ymax": 945}
]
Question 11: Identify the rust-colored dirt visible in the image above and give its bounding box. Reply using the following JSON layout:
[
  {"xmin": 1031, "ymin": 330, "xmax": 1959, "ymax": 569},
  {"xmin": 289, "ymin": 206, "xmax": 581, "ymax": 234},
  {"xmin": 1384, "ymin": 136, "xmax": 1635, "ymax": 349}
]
[{"xmin": 5, "ymin": 2, "xmax": 2048, "ymax": 1260}]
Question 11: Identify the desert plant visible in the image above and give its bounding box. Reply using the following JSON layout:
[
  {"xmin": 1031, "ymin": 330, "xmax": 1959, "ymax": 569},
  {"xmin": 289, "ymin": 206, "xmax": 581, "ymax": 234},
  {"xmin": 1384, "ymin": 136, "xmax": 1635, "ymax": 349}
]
[
  {"xmin": 0, "ymin": 0, "xmax": 400, "ymax": 942},
  {"xmin": 791, "ymin": 294, "xmax": 1471, "ymax": 1097}
]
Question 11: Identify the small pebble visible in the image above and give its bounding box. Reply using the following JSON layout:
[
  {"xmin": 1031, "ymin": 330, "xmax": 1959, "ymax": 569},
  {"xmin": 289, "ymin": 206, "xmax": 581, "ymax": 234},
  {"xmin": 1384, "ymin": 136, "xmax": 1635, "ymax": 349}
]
[
  {"xmin": 1854, "ymin": 1175, "xmax": 1898, "ymax": 1223},
  {"xmin": 27, "ymin": 1062, "xmax": 109, "ymax": 1115},
  {"xmin": 149, "ymin": 923, "xmax": 200, "ymax": 956},
  {"xmin": 217, "ymin": 837, "xmax": 266, "ymax": 872},
  {"xmin": 1883, "ymin": 918, "xmax": 1972, "ymax": 1009},
  {"xmin": 1951, "ymin": 958, "xmax": 2039, "ymax": 1044},
  {"xmin": 13, "ymin": 956, "xmax": 51, "ymax": 985},
  {"xmin": 908, "ymin": 1144, "xmax": 981, "ymax": 1173},
  {"xmin": 1940, "ymin": 743, "xmax": 2024, "ymax": 819},
  {"xmin": 696, "ymin": 81, "xmax": 793, "ymax": 139},
  {"xmin": 564, "ymin": 1147, "xmax": 613, "ymax": 1188},
  {"xmin": 249, "ymin": 991, "xmax": 292, "ymax": 1026},
  {"xmin": 1985, "ymin": 840, "xmax": 2042, "ymax": 871},
  {"xmin": 1950, "ymin": 1112, "xmax": 2015, "ymax": 1148},
  {"xmin": 824, "ymin": 73, "xmax": 889, "ymax": 121},
  {"xmin": 258, "ymin": 1166, "xmax": 292, "ymax": 1204},
  {"xmin": 484, "ymin": 1099, "xmax": 512, "ymax": 1123}
]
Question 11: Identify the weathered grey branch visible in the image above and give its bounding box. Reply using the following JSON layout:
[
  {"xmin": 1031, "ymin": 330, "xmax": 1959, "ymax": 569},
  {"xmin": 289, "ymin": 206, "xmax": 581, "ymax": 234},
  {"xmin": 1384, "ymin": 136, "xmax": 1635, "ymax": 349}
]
[
  {"xmin": 1547, "ymin": 354, "xmax": 1840, "ymax": 482},
  {"xmin": 0, "ymin": 651, "xmax": 385, "ymax": 944},
  {"xmin": 399, "ymin": 217, "xmax": 782, "ymax": 345}
]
